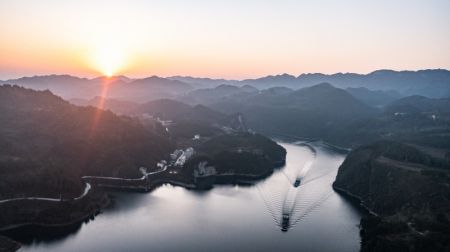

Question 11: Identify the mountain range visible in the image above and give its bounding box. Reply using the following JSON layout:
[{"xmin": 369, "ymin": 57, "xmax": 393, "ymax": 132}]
[
  {"xmin": 0, "ymin": 75, "xmax": 194, "ymax": 102},
  {"xmin": 62, "ymin": 79, "xmax": 450, "ymax": 148},
  {"xmin": 1, "ymin": 69, "xmax": 450, "ymax": 252},
  {"xmin": 172, "ymin": 69, "xmax": 450, "ymax": 97},
  {"xmin": 2, "ymin": 69, "xmax": 449, "ymax": 103}
]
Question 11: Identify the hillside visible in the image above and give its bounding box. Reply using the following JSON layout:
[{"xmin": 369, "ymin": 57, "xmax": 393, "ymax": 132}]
[
  {"xmin": 338, "ymin": 95, "xmax": 450, "ymax": 148},
  {"xmin": 179, "ymin": 84, "xmax": 258, "ymax": 105},
  {"xmin": 332, "ymin": 95, "xmax": 450, "ymax": 251},
  {"xmin": 69, "ymin": 96, "xmax": 140, "ymax": 115},
  {"xmin": 346, "ymin": 87, "xmax": 401, "ymax": 107},
  {"xmin": 111, "ymin": 76, "xmax": 193, "ymax": 102},
  {"xmin": 333, "ymin": 141, "xmax": 450, "ymax": 251},
  {"xmin": 207, "ymin": 83, "xmax": 377, "ymax": 145},
  {"xmin": 384, "ymin": 95, "xmax": 450, "ymax": 114},
  {"xmin": 182, "ymin": 133, "xmax": 286, "ymax": 188},
  {"xmin": 135, "ymin": 98, "xmax": 249, "ymax": 138},
  {"xmin": 0, "ymin": 85, "xmax": 173, "ymax": 200}
]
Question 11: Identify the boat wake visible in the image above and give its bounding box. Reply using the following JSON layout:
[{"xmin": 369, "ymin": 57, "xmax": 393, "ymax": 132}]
[{"xmin": 257, "ymin": 142, "xmax": 339, "ymax": 232}]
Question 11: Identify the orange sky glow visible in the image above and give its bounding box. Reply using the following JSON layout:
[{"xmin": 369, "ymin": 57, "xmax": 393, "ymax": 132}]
[{"xmin": 1, "ymin": 0, "xmax": 449, "ymax": 80}]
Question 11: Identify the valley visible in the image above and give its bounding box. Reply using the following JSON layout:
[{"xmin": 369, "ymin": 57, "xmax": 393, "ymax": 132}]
[{"xmin": 1, "ymin": 69, "xmax": 449, "ymax": 252}]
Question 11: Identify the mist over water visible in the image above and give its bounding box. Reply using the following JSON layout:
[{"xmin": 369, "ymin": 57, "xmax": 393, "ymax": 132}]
[{"xmin": 19, "ymin": 142, "xmax": 365, "ymax": 252}]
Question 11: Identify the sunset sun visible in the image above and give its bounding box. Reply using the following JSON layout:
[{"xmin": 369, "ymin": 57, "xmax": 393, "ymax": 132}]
[{"xmin": 93, "ymin": 45, "xmax": 126, "ymax": 77}]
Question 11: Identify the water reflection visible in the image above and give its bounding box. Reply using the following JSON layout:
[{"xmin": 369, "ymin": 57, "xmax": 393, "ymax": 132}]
[
  {"xmin": 257, "ymin": 142, "xmax": 342, "ymax": 231},
  {"xmin": 16, "ymin": 141, "xmax": 364, "ymax": 252}
]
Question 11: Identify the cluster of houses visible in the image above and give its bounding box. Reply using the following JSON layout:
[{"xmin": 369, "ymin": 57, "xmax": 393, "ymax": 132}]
[{"xmin": 170, "ymin": 147, "xmax": 194, "ymax": 167}]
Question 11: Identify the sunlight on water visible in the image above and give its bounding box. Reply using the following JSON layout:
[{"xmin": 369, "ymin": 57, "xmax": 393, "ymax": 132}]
[
  {"xmin": 257, "ymin": 142, "xmax": 345, "ymax": 231},
  {"xmin": 19, "ymin": 141, "xmax": 364, "ymax": 252}
]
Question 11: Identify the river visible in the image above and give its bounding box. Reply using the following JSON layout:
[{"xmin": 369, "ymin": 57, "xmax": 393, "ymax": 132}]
[{"xmin": 17, "ymin": 141, "xmax": 365, "ymax": 252}]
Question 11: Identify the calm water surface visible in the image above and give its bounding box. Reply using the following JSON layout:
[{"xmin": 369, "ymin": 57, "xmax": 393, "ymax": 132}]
[{"xmin": 20, "ymin": 141, "xmax": 365, "ymax": 252}]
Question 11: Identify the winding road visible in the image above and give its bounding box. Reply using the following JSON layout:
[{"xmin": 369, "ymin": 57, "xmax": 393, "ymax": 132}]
[
  {"xmin": 0, "ymin": 183, "xmax": 92, "ymax": 204},
  {"xmin": 0, "ymin": 166, "xmax": 168, "ymax": 204}
]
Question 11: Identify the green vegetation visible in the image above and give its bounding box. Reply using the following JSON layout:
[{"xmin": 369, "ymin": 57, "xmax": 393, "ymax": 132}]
[
  {"xmin": 334, "ymin": 141, "xmax": 450, "ymax": 251},
  {"xmin": 0, "ymin": 85, "xmax": 176, "ymax": 242},
  {"xmin": 0, "ymin": 85, "xmax": 173, "ymax": 199},
  {"xmin": 183, "ymin": 133, "xmax": 286, "ymax": 180}
]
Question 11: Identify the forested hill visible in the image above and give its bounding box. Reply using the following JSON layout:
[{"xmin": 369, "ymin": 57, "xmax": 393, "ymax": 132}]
[
  {"xmin": 0, "ymin": 85, "xmax": 173, "ymax": 199},
  {"xmin": 334, "ymin": 141, "xmax": 450, "ymax": 251}
]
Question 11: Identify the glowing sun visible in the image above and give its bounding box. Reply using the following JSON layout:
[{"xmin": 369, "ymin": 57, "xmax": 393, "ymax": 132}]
[{"xmin": 93, "ymin": 45, "xmax": 126, "ymax": 77}]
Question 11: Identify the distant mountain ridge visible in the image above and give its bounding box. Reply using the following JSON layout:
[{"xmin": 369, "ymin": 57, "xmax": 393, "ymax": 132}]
[
  {"xmin": 198, "ymin": 82, "xmax": 378, "ymax": 144},
  {"xmin": 170, "ymin": 69, "xmax": 450, "ymax": 97},
  {"xmin": 2, "ymin": 69, "xmax": 449, "ymax": 103},
  {"xmin": 180, "ymin": 81, "xmax": 450, "ymax": 147},
  {"xmin": 0, "ymin": 74, "xmax": 194, "ymax": 102}
]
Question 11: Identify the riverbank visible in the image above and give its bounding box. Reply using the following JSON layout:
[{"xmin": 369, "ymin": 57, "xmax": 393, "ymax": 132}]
[
  {"xmin": 0, "ymin": 190, "xmax": 109, "ymax": 233},
  {"xmin": 0, "ymin": 157, "xmax": 284, "ymax": 248},
  {"xmin": 13, "ymin": 141, "xmax": 364, "ymax": 252},
  {"xmin": 82, "ymin": 161, "xmax": 283, "ymax": 192},
  {"xmin": 0, "ymin": 134, "xmax": 287, "ymax": 249},
  {"xmin": 332, "ymin": 185, "xmax": 378, "ymax": 216},
  {"xmin": 333, "ymin": 141, "xmax": 450, "ymax": 251}
]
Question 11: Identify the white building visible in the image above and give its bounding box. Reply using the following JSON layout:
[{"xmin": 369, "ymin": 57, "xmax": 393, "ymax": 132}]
[
  {"xmin": 174, "ymin": 147, "xmax": 195, "ymax": 167},
  {"xmin": 194, "ymin": 161, "xmax": 217, "ymax": 177}
]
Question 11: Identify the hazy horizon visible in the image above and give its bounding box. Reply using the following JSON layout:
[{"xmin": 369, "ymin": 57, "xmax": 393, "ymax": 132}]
[
  {"xmin": 1, "ymin": 68, "xmax": 449, "ymax": 82},
  {"xmin": 1, "ymin": 0, "xmax": 449, "ymax": 79}
]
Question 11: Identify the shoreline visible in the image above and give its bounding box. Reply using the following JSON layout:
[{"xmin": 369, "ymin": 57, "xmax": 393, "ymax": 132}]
[
  {"xmin": 0, "ymin": 192, "xmax": 110, "ymax": 233},
  {"xmin": 0, "ymin": 146, "xmax": 286, "ymax": 249},
  {"xmin": 0, "ymin": 164, "xmax": 281, "ymax": 235},
  {"xmin": 0, "ymin": 139, "xmax": 367, "ymax": 252},
  {"xmin": 332, "ymin": 184, "xmax": 378, "ymax": 216}
]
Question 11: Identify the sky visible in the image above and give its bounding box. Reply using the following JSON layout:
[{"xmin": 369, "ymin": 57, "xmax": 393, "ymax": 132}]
[{"xmin": 0, "ymin": 0, "xmax": 449, "ymax": 79}]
